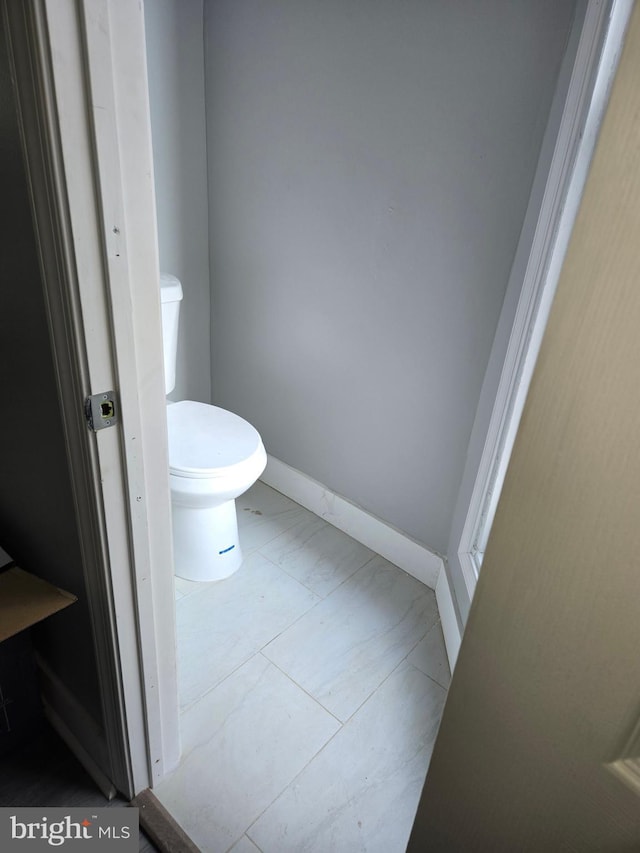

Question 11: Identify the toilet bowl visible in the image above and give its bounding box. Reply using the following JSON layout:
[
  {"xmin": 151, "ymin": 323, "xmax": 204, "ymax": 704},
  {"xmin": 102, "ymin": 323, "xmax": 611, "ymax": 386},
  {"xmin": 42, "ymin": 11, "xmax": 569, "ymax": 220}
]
[
  {"xmin": 167, "ymin": 401, "xmax": 267, "ymax": 581},
  {"xmin": 167, "ymin": 400, "xmax": 267, "ymax": 581},
  {"xmin": 160, "ymin": 274, "xmax": 267, "ymax": 581}
]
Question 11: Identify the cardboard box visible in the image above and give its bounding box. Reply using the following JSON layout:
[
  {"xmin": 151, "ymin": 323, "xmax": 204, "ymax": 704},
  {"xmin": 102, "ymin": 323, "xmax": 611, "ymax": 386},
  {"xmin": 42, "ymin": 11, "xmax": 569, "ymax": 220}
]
[{"xmin": 0, "ymin": 567, "xmax": 77, "ymax": 642}]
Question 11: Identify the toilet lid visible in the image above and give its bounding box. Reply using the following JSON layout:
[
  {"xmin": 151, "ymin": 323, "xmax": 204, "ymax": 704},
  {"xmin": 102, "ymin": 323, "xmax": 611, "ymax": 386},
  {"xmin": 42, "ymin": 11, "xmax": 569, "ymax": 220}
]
[{"xmin": 167, "ymin": 400, "xmax": 264, "ymax": 478}]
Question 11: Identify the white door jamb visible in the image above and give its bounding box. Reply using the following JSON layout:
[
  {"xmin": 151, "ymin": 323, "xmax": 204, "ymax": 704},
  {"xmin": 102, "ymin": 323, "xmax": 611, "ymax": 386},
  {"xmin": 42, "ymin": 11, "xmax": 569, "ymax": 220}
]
[
  {"xmin": 455, "ymin": 0, "xmax": 633, "ymax": 610},
  {"xmin": 3, "ymin": 0, "xmax": 180, "ymax": 793}
]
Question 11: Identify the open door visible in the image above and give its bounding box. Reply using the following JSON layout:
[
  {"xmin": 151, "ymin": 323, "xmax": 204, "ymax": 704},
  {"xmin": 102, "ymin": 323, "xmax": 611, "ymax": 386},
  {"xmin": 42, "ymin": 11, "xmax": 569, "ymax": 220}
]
[
  {"xmin": 446, "ymin": 0, "xmax": 632, "ymax": 648},
  {"xmin": 2, "ymin": 0, "xmax": 179, "ymax": 795},
  {"xmin": 408, "ymin": 4, "xmax": 640, "ymax": 848}
]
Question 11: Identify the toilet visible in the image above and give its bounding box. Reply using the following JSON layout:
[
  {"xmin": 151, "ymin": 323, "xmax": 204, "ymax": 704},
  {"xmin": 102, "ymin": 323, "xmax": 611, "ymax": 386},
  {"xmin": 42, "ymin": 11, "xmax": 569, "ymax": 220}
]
[{"xmin": 160, "ymin": 274, "xmax": 267, "ymax": 581}]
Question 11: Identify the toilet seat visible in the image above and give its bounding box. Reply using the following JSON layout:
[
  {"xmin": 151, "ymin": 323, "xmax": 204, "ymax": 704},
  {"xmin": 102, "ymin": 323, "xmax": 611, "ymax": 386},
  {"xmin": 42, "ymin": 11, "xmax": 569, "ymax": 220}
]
[{"xmin": 167, "ymin": 400, "xmax": 264, "ymax": 479}]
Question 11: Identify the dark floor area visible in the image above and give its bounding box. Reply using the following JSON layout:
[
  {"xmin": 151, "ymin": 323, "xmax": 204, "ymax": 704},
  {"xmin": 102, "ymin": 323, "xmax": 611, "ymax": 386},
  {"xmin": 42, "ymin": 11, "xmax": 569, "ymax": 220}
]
[{"xmin": 0, "ymin": 722, "xmax": 159, "ymax": 852}]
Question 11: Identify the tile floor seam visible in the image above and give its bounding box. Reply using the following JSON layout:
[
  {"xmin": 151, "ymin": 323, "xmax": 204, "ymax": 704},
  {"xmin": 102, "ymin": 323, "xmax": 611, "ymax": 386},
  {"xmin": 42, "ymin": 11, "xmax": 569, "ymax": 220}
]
[
  {"xmin": 262, "ymin": 546, "xmax": 374, "ymax": 599},
  {"xmin": 414, "ymin": 667, "xmax": 451, "ymax": 692},
  {"xmin": 173, "ymin": 582, "xmax": 197, "ymax": 602},
  {"xmin": 376, "ymin": 594, "xmax": 437, "ymax": 639},
  {"xmin": 224, "ymin": 835, "xmax": 265, "ymax": 853},
  {"xmin": 253, "ymin": 547, "xmax": 329, "ymax": 599},
  {"xmin": 296, "ymin": 622, "xmax": 426, "ymax": 726},
  {"xmin": 212, "ymin": 668, "xmax": 332, "ymax": 853},
  {"xmin": 260, "ymin": 555, "xmax": 441, "ymax": 717},
  {"xmin": 270, "ymin": 659, "xmax": 423, "ymax": 721},
  {"xmin": 255, "ymin": 522, "xmax": 374, "ymax": 583},
  {"xmin": 182, "ymin": 649, "xmax": 344, "ymax": 742},
  {"xmin": 336, "ymin": 650, "xmax": 448, "ymax": 729},
  {"xmin": 244, "ymin": 828, "xmax": 263, "ymax": 852},
  {"xmin": 239, "ymin": 562, "xmax": 328, "ymax": 652},
  {"xmin": 251, "ymin": 572, "xmax": 440, "ymax": 726},
  {"xmin": 258, "ymin": 651, "xmax": 345, "ymax": 727},
  {"xmin": 178, "ymin": 580, "xmax": 442, "ymax": 722},
  {"xmin": 177, "ymin": 628, "xmax": 329, "ymax": 720},
  {"xmin": 400, "ymin": 660, "xmax": 450, "ymax": 702},
  {"xmin": 405, "ymin": 619, "xmax": 451, "ymax": 689},
  {"xmin": 254, "ymin": 548, "xmax": 403, "ymax": 622},
  {"xmin": 256, "ymin": 529, "xmax": 385, "ymax": 603},
  {"xmin": 176, "ymin": 554, "xmax": 325, "ymax": 713},
  {"xmin": 247, "ymin": 553, "xmax": 324, "ymax": 615},
  {"xmin": 174, "ymin": 533, "xmax": 311, "ymax": 601},
  {"xmin": 166, "ymin": 652, "xmax": 342, "ymax": 851},
  {"xmin": 418, "ymin": 667, "xmax": 450, "ymax": 694},
  {"xmin": 238, "ymin": 510, "xmax": 310, "ymax": 553},
  {"xmin": 244, "ymin": 661, "xmax": 446, "ymax": 851},
  {"xmin": 241, "ymin": 708, "xmax": 347, "ymax": 847},
  {"xmin": 424, "ymin": 617, "xmax": 443, "ymax": 635},
  {"xmin": 202, "ymin": 655, "xmax": 346, "ymax": 850},
  {"xmin": 164, "ymin": 483, "xmax": 450, "ymax": 851},
  {"xmin": 177, "ymin": 649, "xmax": 258, "ymax": 719},
  {"xmin": 402, "ymin": 628, "xmax": 433, "ymax": 662}
]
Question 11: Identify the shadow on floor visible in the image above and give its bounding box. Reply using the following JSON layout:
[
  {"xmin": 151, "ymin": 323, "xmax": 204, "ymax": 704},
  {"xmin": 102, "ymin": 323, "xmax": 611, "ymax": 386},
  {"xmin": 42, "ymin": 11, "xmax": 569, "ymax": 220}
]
[{"xmin": 0, "ymin": 722, "xmax": 158, "ymax": 852}]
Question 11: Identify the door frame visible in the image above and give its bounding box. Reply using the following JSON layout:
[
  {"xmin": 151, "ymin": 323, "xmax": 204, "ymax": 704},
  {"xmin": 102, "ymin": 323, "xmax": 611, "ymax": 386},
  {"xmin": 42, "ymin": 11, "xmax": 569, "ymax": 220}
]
[
  {"xmin": 6, "ymin": 0, "xmax": 633, "ymax": 788},
  {"xmin": 449, "ymin": 0, "xmax": 634, "ymax": 646},
  {"xmin": 3, "ymin": 0, "xmax": 180, "ymax": 793}
]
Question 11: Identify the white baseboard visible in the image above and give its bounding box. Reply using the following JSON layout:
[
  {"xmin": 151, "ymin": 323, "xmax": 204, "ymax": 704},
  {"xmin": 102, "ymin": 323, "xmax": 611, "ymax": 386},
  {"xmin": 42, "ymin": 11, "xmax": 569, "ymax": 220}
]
[
  {"xmin": 261, "ymin": 455, "xmax": 443, "ymax": 590},
  {"xmin": 436, "ymin": 568, "xmax": 462, "ymax": 672}
]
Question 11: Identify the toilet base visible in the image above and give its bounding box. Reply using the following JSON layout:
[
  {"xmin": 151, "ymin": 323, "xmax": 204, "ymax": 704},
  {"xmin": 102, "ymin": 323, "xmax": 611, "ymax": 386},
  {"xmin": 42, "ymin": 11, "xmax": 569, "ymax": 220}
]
[{"xmin": 172, "ymin": 499, "xmax": 243, "ymax": 582}]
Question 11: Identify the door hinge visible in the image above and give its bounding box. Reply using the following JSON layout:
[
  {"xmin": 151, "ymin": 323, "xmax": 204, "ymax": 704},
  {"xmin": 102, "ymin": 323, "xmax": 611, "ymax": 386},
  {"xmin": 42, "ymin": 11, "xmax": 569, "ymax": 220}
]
[{"xmin": 85, "ymin": 391, "xmax": 119, "ymax": 431}]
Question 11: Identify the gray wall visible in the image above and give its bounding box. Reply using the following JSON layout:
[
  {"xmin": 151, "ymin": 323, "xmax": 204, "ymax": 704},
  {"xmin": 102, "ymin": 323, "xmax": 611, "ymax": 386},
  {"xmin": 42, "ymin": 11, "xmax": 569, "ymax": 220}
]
[
  {"xmin": 204, "ymin": 0, "xmax": 577, "ymax": 555},
  {"xmin": 144, "ymin": 0, "xmax": 211, "ymax": 403},
  {"xmin": 0, "ymin": 22, "xmax": 103, "ymax": 727}
]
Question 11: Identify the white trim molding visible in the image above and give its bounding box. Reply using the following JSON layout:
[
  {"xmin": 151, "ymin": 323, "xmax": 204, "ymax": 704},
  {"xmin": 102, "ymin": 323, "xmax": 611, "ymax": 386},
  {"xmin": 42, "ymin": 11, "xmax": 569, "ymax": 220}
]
[
  {"xmin": 76, "ymin": 0, "xmax": 181, "ymax": 785},
  {"xmin": 261, "ymin": 456, "xmax": 443, "ymax": 590},
  {"xmin": 5, "ymin": 0, "xmax": 181, "ymax": 793},
  {"xmin": 3, "ymin": 0, "xmax": 138, "ymax": 796},
  {"xmin": 435, "ymin": 569, "xmax": 462, "ymax": 673},
  {"xmin": 262, "ymin": 456, "xmax": 462, "ymax": 671},
  {"xmin": 454, "ymin": 0, "xmax": 632, "ymax": 613}
]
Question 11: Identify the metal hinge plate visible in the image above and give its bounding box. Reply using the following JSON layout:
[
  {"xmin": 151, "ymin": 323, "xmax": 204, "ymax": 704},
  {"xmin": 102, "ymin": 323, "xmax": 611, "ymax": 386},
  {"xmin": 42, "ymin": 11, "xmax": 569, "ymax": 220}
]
[{"xmin": 85, "ymin": 391, "xmax": 119, "ymax": 431}]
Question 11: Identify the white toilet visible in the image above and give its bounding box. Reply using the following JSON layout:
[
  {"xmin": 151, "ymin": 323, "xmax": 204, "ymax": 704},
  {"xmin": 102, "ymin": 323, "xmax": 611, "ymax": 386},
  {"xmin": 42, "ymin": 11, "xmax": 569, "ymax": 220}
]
[{"xmin": 160, "ymin": 274, "xmax": 267, "ymax": 581}]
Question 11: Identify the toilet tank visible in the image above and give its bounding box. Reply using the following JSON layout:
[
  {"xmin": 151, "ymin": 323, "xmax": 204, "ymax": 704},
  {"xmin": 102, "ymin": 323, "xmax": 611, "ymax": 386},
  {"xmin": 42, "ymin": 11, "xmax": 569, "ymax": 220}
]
[{"xmin": 160, "ymin": 273, "xmax": 183, "ymax": 394}]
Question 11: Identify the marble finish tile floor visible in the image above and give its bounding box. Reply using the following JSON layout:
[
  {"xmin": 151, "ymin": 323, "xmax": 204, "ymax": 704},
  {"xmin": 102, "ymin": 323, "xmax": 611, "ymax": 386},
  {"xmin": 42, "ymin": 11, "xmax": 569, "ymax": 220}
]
[{"xmin": 157, "ymin": 481, "xmax": 450, "ymax": 853}]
